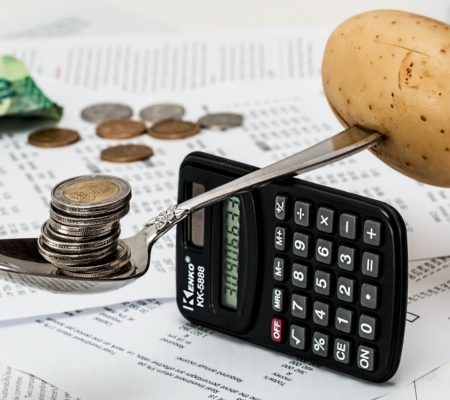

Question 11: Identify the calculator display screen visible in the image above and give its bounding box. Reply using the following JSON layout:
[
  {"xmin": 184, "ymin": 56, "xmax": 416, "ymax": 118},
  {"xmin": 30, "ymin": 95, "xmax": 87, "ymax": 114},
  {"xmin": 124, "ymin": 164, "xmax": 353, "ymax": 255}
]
[{"xmin": 222, "ymin": 196, "xmax": 241, "ymax": 309}]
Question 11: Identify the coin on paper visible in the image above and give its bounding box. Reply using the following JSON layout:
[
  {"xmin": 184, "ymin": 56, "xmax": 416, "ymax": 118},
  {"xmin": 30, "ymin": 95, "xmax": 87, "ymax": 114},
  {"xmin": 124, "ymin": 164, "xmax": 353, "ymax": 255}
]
[
  {"xmin": 81, "ymin": 103, "xmax": 133, "ymax": 123},
  {"xmin": 148, "ymin": 120, "xmax": 200, "ymax": 140},
  {"xmin": 100, "ymin": 144, "xmax": 154, "ymax": 163},
  {"xmin": 96, "ymin": 119, "xmax": 147, "ymax": 139},
  {"xmin": 28, "ymin": 128, "xmax": 81, "ymax": 148},
  {"xmin": 198, "ymin": 112, "xmax": 244, "ymax": 131},
  {"xmin": 139, "ymin": 103, "xmax": 185, "ymax": 124}
]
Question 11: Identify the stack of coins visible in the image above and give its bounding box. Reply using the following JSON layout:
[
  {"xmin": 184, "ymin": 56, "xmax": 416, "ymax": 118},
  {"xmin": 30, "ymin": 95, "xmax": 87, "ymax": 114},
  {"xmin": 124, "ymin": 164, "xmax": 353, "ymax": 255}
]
[{"xmin": 37, "ymin": 175, "xmax": 132, "ymax": 277}]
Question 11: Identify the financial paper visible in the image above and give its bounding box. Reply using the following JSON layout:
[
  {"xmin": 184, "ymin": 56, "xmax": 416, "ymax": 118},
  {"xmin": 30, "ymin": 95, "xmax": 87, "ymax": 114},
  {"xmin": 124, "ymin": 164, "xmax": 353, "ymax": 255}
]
[
  {"xmin": 0, "ymin": 257, "xmax": 448, "ymax": 400},
  {"xmin": 0, "ymin": 77, "xmax": 450, "ymax": 322}
]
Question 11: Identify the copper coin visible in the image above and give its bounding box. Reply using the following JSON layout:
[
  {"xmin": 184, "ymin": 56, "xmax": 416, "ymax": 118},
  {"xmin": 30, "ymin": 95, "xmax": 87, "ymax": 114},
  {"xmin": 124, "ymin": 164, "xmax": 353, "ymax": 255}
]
[
  {"xmin": 96, "ymin": 119, "xmax": 147, "ymax": 139},
  {"xmin": 100, "ymin": 144, "xmax": 154, "ymax": 163},
  {"xmin": 148, "ymin": 120, "xmax": 200, "ymax": 140},
  {"xmin": 28, "ymin": 128, "xmax": 80, "ymax": 148}
]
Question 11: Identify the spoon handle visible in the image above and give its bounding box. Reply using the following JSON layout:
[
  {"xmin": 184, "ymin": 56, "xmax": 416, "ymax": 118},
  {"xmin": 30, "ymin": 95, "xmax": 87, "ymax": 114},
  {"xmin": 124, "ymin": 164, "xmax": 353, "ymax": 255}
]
[{"xmin": 143, "ymin": 126, "xmax": 382, "ymax": 241}]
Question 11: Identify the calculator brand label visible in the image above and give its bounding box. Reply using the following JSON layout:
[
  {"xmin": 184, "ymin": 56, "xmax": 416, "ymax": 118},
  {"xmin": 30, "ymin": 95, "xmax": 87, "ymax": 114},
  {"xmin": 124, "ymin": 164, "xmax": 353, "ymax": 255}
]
[{"xmin": 182, "ymin": 256, "xmax": 205, "ymax": 311}]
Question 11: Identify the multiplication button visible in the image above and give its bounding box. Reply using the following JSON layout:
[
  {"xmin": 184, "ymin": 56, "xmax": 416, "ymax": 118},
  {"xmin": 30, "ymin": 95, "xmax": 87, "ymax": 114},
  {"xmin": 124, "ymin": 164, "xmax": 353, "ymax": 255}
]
[{"xmin": 317, "ymin": 207, "xmax": 334, "ymax": 233}]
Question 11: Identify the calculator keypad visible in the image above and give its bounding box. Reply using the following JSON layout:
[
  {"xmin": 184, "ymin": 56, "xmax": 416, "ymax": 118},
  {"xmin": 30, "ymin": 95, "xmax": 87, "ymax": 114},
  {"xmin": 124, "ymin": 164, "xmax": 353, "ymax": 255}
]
[{"xmin": 270, "ymin": 190, "xmax": 406, "ymax": 382}]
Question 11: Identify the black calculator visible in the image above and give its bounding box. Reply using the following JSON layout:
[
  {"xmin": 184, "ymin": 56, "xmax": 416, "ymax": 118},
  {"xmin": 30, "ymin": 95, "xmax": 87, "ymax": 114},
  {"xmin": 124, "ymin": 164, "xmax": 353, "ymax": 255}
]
[{"xmin": 176, "ymin": 152, "xmax": 408, "ymax": 382}]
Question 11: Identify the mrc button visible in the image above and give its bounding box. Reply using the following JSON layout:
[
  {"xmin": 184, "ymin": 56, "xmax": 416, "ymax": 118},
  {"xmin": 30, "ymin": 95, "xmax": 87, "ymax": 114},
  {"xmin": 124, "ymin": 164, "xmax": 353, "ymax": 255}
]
[{"xmin": 271, "ymin": 317, "xmax": 285, "ymax": 343}]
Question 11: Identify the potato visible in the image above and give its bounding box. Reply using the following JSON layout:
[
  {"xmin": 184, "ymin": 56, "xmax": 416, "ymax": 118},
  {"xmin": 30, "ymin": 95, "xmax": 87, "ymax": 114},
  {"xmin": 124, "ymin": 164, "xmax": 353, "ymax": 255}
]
[{"xmin": 322, "ymin": 10, "xmax": 450, "ymax": 187}]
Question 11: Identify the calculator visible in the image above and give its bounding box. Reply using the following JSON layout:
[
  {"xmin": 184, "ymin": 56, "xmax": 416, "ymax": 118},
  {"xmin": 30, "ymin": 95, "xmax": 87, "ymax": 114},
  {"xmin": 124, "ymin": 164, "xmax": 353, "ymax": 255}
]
[{"xmin": 176, "ymin": 151, "xmax": 408, "ymax": 382}]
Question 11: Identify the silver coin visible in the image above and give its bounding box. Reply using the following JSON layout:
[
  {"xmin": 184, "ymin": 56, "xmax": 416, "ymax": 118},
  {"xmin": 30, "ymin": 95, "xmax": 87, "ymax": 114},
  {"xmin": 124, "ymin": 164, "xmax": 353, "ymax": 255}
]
[
  {"xmin": 48, "ymin": 220, "xmax": 118, "ymax": 238},
  {"xmin": 81, "ymin": 103, "xmax": 133, "ymax": 123},
  {"xmin": 198, "ymin": 112, "xmax": 244, "ymax": 131},
  {"xmin": 139, "ymin": 103, "xmax": 185, "ymax": 124},
  {"xmin": 51, "ymin": 174, "xmax": 131, "ymax": 215},
  {"xmin": 41, "ymin": 222, "xmax": 120, "ymax": 254},
  {"xmin": 38, "ymin": 237, "xmax": 117, "ymax": 267},
  {"xmin": 56, "ymin": 241, "xmax": 130, "ymax": 273},
  {"xmin": 49, "ymin": 204, "xmax": 130, "ymax": 227}
]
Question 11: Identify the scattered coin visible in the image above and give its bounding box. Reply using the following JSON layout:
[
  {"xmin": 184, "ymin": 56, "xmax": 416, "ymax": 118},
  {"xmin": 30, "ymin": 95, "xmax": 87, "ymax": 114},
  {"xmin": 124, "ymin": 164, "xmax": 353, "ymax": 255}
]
[
  {"xmin": 148, "ymin": 120, "xmax": 200, "ymax": 140},
  {"xmin": 96, "ymin": 119, "xmax": 147, "ymax": 139},
  {"xmin": 139, "ymin": 103, "xmax": 185, "ymax": 124},
  {"xmin": 28, "ymin": 128, "xmax": 80, "ymax": 148},
  {"xmin": 100, "ymin": 144, "xmax": 154, "ymax": 163},
  {"xmin": 81, "ymin": 103, "xmax": 133, "ymax": 123},
  {"xmin": 198, "ymin": 112, "xmax": 244, "ymax": 131}
]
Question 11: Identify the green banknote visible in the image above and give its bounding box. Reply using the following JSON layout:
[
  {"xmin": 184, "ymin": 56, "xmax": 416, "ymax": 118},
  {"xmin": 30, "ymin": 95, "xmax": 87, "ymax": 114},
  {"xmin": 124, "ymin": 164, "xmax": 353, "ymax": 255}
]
[{"xmin": 0, "ymin": 55, "xmax": 63, "ymax": 120}]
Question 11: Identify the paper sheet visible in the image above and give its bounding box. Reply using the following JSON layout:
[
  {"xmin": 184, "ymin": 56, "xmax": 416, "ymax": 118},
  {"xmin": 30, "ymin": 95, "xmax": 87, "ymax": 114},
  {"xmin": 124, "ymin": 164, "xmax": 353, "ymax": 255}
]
[
  {"xmin": 0, "ymin": 256, "xmax": 448, "ymax": 400},
  {"xmin": 0, "ymin": 27, "xmax": 329, "ymax": 93},
  {"xmin": 1, "ymin": 77, "xmax": 450, "ymax": 322},
  {"xmin": 0, "ymin": 362, "xmax": 81, "ymax": 399}
]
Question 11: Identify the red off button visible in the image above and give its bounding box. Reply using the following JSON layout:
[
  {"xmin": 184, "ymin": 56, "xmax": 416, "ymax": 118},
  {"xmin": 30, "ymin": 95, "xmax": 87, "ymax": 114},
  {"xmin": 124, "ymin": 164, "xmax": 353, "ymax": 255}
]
[{"xmin": 271, "ymin": 317, "xmax": 285, "ymax": 343}]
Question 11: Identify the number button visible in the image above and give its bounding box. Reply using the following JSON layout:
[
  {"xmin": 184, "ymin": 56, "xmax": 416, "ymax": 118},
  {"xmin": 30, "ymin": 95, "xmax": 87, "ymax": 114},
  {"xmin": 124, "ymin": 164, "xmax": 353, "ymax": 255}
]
[
  {"xmin": 337, "ymin": 277, "xmax": 355, "ymax": 303},
  {"xmin": 335, "ymin": 307, "xmax": 353, "ymax": 333},
  {"xmin": 293, "ymin": 232, "xmax": 310, "ymax": 258},
  {"xmin": 294, "ymin": 201, "xmax": 311, "ymax": 227},
  {"xmin": 334, "ymin": 339, "xmax": 351, "ymax": 364},
  {"xmin": 317, "ymin": 207, "xmax": 334, "ymax": 233},
  {"xmin": 272, "ymin": 287, "xmax": 285, "ymax": 312},
  {"xmin": 316, "ymin": 238, "xmax": 333, "ymax": 264},
  {"xmin": 292, "ymin": 263, "xmax": 308, "ymax": 289},
  {"xmin": 274, "ymin": 226, "xmax": 287, "ymax": 251},
  {"xmin": 312, "ymin": 331, "xmax": 330, "ymax": 357},
  {"xmin": 314, "ymin": 270, "xmax": 331, "ymax": 296},
  {"xmin": 290, "ymin": 324, "xmax": 306, "ymax": 350},
  {"xmin": 313, "ymin": 300, "xmax": 330, "ymax": 326},
  {"xmin": 363, "ymin": 219, "xmax": 382, "ymax": 246},
  {"xmin": 273, "ymin": 257, "xmax": 285, "ymax": 282},
  {"xmin": 337, "ymin": 245, "xmax": 356, "ymax": 271},
  {"xmin": 359, "ymin": 314, "xmax": 377, "ymax": 340},
  {"xmin": 357, "ymin": 345, "xmax": 376, "ymax": 371},
  {"xmin": 291, "ymin": 294, "xmax": 308, "ymax": 319},
  {"xmin": 361, "ymin": 283, "xmax": 379, "ymax": 309},
  {"xmin": 275, "ymin": 195, "xmax": 287, "ymax": 220},
  {"xmin": 362, "ymin": 252, "xmax": 380, "ymax": 278},
  {"xmin": 339, "ymin": 213, "xmax": 357, "ymax": 240}
]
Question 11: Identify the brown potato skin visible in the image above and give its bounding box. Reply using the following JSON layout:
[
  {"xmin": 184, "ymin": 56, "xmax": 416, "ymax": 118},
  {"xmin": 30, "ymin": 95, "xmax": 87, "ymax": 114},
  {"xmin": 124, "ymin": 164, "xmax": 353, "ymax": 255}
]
[{"xmin": 322, "ymin": 9, "xmax": 450, "ymax": 187}]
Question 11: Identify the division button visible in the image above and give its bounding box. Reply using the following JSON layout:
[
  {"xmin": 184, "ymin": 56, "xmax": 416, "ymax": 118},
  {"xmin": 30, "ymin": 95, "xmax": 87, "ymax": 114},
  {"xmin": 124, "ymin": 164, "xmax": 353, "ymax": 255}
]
[
  {"xmin": 291, "ymin": 294, "xmax": 308, "ymax": 319},
  {"xmin": 334, "ymin": 338, "xmax": 351, "ymax": 364},
  {"xmin": 338, "ymin": 245, "xmax": 356, "ymax": 271},
  {"xmin": 362, "ymin": 252, "xmax": 380, "ymax": 278},
  {"xmin": 272, "ymin": 287, "xmax": 285, "ymax": 312},
  {"xmin": 359, "ymin": 314, "xmax": 377, "ymax": 341},
  {"xmin": 273, "ymin": 257, "xmax": 286, "ymax": 282},
  {"xmin": 335, "ymin": 307, "xmax": 353, "ymax": 333},
  {"xmin": 271, "ymin": 317, "xmax": 285, "ymax": 343},
  {"xmin": 313, "ymin": 300, "xmax": 330, "ymax": 326},
  {"xmin": 316, "ymin": 238, "xmax": 333, "ymax": 264},
  {"xmin": 312, "ymin": 331, "xmax": 330, "ymax": 357},
  {"xmin": 292, "ymin": 263, "xmax": 308, "ymax": 289},
  {"xmin": 339, "ymin": 213, "xmax": 357, "ymax": 240},
  {"xmin": 357, "ymin": 345, "xmax": 376, "ymax": 372},
  {"xmin": 361, "ymin": 283, "xmax": 379, "ymax": 309},
  {"xmin": 314, "ymin": 270, "xmax": 331, "ymax": 296},
  {"xmin": 275, "ymin": 195, "xmax": 288, "ymax": 220},
  {"xmin": 294, "ymin": 201, "xmax": 311, "ymax": 227},
  {"xmin": 289, "ymin": 324, "xmax": 306, "ymax": 350},
  {"xmin": 293, "ymin": 232, "xmax": 310, "ymax": 258},
  {"xmin": 317, "ymin": 207, "xmax": 335, "ymax": 233},
  {"xmin": 274, "ymin": 226, "xmax": 287, "ymax": 251},
  {"xmin": 363, "ymin": 219, "xmax": 382, "ymax": 246},
  {"xmin": 337, "ymin": 277, "xmax": 355, "ymax": 303}
]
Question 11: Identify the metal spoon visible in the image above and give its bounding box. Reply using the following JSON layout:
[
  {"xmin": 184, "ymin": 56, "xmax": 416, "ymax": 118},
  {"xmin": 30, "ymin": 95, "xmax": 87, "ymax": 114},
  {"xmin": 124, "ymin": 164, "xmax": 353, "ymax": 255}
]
[{"xmin": 0, "ymin": 126, "xmax": 382, "ymax": 293}]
